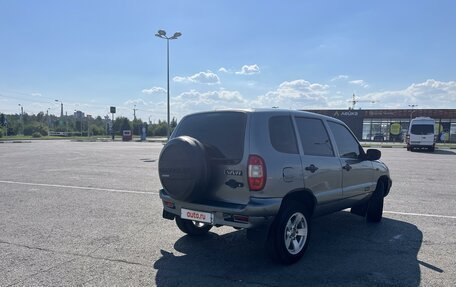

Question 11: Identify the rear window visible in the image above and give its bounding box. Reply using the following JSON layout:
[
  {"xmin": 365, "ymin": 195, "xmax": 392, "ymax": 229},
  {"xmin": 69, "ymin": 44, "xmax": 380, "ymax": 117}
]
[
  {"xmin": 174, "ymin": 112, "xmax": 246, "ymax": 163},
  {"xmin": 411, "ymin": 124, "xmax": 434, "ymax": 135}
]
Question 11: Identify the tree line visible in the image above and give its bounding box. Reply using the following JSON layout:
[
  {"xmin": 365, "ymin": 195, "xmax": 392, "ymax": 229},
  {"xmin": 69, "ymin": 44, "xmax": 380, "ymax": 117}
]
[{"xmin": 0, "ymin": 112, "xmax": 177, "ymax": 138}]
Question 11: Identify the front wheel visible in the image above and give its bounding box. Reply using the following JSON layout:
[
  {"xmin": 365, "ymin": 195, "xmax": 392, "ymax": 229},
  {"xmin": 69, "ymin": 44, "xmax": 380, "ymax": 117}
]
[
  {"xmin": 175, "ymin": 217, "xmax": 212, "ymax": 235},
  {"xmin": 267, "ymin": 201, "xmax": 311, "ymax": 264}
]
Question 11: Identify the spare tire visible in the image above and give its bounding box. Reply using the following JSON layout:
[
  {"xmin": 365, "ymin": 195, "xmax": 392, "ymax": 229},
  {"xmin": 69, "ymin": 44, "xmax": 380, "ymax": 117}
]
[{"xmin": 158, "ymin": 136, "xmax": 210, "ymax": 201}]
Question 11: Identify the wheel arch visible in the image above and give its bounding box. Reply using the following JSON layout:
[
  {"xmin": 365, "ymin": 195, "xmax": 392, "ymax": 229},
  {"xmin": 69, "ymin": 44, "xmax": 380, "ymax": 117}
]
[
  {"xmin": 377, "ymin": 175, "xmax": 392, "ymax": 197},
  {"xmin": 280, "ymin": 188, "xmax": 317, "ymax": 216}
]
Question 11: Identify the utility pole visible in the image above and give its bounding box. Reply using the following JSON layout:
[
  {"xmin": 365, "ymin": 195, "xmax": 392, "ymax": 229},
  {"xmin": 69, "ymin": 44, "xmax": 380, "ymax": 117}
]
[
  {"xmin": 133, "ymin": 105, "xmax": 138, "ymax": 121},
  {"xmin": 18, "ymin": 104, "xmax": 24, "ymax": 135},
  {"xmin": 46, "ymin": 108, "xmax": 50, "ymax": 136},
  {"xmin": 110, "ymin": 106, "xmax": 116, "ymax": 140}
]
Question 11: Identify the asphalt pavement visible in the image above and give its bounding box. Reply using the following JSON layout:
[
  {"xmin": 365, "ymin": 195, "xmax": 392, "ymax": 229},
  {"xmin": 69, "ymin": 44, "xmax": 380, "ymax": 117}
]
[{"xmin": 0, "ymin": 141, "xmax": 455, "ymax": 286}]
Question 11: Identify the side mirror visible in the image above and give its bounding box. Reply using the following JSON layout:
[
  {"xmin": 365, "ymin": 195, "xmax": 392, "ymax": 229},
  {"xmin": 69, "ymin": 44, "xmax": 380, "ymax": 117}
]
[{"xmin": 366, "ymin": 149, "xmax": 381, "ymax": 161}]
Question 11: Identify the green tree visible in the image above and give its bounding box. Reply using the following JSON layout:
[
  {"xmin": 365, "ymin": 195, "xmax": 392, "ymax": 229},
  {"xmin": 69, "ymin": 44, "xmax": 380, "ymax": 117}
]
[
  {"xmin": 120, "ymin": 117, "xmax": 131, "ymax": 132},
  {"xmin": 23, "ymin": 122, "xmax": 48, "ymax": 136},
  {"xmin": 90, "ymin": 125, "xmax": 104, "ymax": 136}
]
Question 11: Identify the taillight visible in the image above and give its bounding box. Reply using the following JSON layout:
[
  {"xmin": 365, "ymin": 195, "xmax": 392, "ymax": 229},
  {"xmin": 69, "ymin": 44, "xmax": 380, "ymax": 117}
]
[
  {"xmin": 163, "ymin": 200, "xmax": 175, "ymax": 209},
  {"xmin": 248, "ymin": 155, "xmax": 266, "ymax": 191}
]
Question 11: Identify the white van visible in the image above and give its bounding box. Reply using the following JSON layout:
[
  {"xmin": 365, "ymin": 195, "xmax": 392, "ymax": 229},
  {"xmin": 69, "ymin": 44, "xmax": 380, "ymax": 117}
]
[{"xmin": 406, "ymin": 117, "xmax": 436, "ymax": 152}]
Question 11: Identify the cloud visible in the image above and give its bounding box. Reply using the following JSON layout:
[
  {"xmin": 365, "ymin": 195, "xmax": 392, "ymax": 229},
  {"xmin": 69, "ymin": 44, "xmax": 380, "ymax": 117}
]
[
  {"xmin": 171, "ymin": 89, "xmax": 246, "ymax": 115},
  {"xmin": 331, "ymin": 75, "xmax": 349, "ymax": 81},
  {"xmin": 173, "ymin": 76, "xmax": 189, "ymax": 83},
  {"xmin": 173, "ymin": 71, "xmax": 220, "ymax": 85},
  {"xmin": 104, "ymin": 79, "xmax": 456, "ymax": 122},
  {"xmin": 218, "ymin": 67, "xmax": 230, "ymax": 73},
  {"xmin": 251, "ymin": 79, "xmax": 330, "ymax": 109},
  {"xmin": 176, "ymin": 89, "xmax": 245, "ymax": 103},
  {"xmin": 142, "ymin": 87, "xmax": 166, "ymax": 95},
  {"xmin": 236, "ymin": 64, "xmax": 260, "ymax": 75},
  {"xmin": 124, "ymin": 98, "xmax": 147, "ymax": 106},
  {"xmin": 360, "ymin": 79, "xmax": 456, "ymax": 108},
  {"xmin": 31, "ymin": 92, "xmax": 42, "ymax": 97},
  {"xmin": 349, "ymin": 79, "xmax": 369, "ymax": 88}
]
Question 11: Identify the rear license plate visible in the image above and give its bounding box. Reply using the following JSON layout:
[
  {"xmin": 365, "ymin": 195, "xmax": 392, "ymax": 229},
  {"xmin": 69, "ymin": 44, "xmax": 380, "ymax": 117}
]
[{"xmin": 181, "ymin": 208, "xmax": 213, "ymax": 224}]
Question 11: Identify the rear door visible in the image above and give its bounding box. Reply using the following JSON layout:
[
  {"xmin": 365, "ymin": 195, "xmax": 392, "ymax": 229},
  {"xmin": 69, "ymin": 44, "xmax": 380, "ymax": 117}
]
[
  {"xmin": 294, "ymin": 117, "xmax": 343, "ymax": 205},
  {"xmin": 249, "ymin": 114, "xmax": 304, "ymax": 199},
  {"xmin": 327, "ymin": 121, "xmax": 374, "ymax": 201},
  {"xmin": 173, "ymin": 111, "xmax": 250, "ymax": 204},
  {"xmin": 410, "ymin": 123, "xmax": 434, "ymax": 146}
]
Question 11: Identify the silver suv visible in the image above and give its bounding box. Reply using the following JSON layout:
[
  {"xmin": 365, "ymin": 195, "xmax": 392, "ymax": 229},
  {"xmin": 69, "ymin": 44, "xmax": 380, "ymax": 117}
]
[{"xmin": 158, "ymin": 109, "xmax": 392, "ymax": 264}]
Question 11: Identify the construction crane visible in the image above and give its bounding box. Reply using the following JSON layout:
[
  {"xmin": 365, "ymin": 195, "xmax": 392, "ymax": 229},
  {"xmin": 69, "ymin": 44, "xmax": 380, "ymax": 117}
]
[{"xmin": 348, "ymin": 93, "xmax": 377, "ymax": 109}]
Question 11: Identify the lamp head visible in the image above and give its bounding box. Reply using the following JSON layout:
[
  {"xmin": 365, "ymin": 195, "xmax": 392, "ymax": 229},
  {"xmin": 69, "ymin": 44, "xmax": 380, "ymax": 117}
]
[{"xmin": 171, "ymin": 32, "xmax": 182, "ymax": 39}]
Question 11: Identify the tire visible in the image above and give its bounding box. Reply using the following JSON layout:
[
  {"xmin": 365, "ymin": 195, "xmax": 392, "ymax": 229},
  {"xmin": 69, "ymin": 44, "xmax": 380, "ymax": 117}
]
[
  {"xmin": 366, "ymin": 181, "xmax": 385, "ymax": 223},
  {"xmin": 267, "ymin": 201, "xmax": 311, "ymax": 264},
  {"xmin": 175, "ymin": 217, "xmax": 212, "ymax": 235},
  {"xmin": 429, "ymin": 146, "xmax": 435, "ymax": 152},
  {"xmin": 158, "ymin": 136, "xmax": 210, "ymax": 201}
]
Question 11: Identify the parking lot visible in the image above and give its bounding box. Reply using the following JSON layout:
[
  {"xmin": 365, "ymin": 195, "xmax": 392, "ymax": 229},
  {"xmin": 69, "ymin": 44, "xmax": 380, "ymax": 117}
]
[{"xmin": 1, "ymin": 140, "xmax": 455, "ymax": 286}]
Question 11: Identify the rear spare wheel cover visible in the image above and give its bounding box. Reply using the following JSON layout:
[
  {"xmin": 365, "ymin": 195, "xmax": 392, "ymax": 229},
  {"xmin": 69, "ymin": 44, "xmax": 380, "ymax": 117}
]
[{"xmin": 158, "ymin": 136, "xmax": 209, "ymax": 201}]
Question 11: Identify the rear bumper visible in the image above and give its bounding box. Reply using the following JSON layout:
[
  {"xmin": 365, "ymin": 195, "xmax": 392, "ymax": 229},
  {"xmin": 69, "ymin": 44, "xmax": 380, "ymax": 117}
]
[
  {"xmin": 159, "ymin": 189, "xmax": 281, "ymax": 229},
  {"xmin": 409, "ymin": 142, "xmax": 435, "ymax": 147}
]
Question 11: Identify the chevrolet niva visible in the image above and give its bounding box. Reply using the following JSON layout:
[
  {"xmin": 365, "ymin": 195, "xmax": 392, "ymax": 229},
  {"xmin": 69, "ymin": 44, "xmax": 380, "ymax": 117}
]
[{"xmin": 158, "ymin": 109, "xmax": 392, "ymax": 264}]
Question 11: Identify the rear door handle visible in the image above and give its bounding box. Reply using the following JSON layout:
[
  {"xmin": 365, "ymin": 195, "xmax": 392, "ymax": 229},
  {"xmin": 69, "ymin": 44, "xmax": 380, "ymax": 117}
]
[
  {"xmin": 342, "ymin": 164, "xmax": 352, "ymax": 171},
  {"xmin": 305, "ymin": 164, "xmax": 319, "ymax": 173}
]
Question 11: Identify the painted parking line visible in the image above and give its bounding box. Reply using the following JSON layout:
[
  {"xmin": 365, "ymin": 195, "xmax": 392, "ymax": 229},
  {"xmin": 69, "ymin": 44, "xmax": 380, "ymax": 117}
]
[
  {"xmin": 0, "ymin": 180, "xmax": 158, "ymax": 195},
  {"xmin": 384, "ymin": 211, "xmax": 456, "ymax": 220},
  {"xmin": 1, "ymin": 180, "xmax": 455, "ymax": 220}
]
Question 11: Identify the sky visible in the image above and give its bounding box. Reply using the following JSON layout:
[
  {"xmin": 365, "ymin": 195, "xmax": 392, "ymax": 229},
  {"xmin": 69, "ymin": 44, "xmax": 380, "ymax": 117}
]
[{"xmin": 1, "ymin": 0, "xmax": 456, "ymax": 122}]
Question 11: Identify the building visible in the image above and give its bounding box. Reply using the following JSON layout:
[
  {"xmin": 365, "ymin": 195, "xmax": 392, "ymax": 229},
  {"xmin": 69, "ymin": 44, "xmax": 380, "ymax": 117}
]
[
  {"xmin": 74, "ymin": 110, "xmax": 85, "ymax": 119},
  {"xmin": 305, "ymin": 109, "xmax": 456, "ymax": 143}
]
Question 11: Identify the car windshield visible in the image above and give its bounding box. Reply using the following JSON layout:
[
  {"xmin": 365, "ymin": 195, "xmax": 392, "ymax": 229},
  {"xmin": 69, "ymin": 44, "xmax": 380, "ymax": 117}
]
[
  {"xmin": 174, "ymin": 112, "xmax": 246, "ymax": 163},
  {"xmin": 411, "ymin": 124, "xmax": 434, "ymax": 135}
]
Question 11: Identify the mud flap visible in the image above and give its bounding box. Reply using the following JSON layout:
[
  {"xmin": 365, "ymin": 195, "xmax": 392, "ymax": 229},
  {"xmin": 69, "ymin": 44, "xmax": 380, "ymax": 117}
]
[
  {"xmin": 247, "ymin": 219, "xmax": 274, "ymax": 243},
  {"xmin": 163, "ymin": 209, "xmax": 175, "ymax": 220}
]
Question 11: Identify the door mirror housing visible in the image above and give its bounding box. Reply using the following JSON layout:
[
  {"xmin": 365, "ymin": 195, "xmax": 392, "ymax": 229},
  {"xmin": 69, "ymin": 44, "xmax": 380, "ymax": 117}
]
[{"xmin": 366, "ymin": 149, "xmax": 381, "ymax": 161}]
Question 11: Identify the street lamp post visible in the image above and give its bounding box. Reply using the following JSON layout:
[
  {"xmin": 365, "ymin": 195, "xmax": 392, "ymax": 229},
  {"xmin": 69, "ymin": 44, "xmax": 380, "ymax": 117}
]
[
  {"xmin": 408, "ymin": 104, "xmax": 418, "ymax": 121},
  {"xmin": 18, "ymin": 104, "xmax": 24, "ymax": 135},
  {"xmin": 155, "ymin": 29, "xmax": 182, "ymax": 140},
  {"xmin": 46, "ymin": 108, "xmax": 51, "ymax": 136},
  {"xmin": 73, "ymin": 110, "xmax": 77, "ymax": 136}
]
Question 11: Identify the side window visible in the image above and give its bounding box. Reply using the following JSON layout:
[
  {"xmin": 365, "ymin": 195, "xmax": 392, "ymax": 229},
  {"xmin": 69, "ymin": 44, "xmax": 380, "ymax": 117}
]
[
  {"xmin": 269, "ymin": 116, "xmax": 299, "ymax": 154},
  {"xmin": 295, "ymin": 118, "xmax": 334, "ymax": 157},
  {"xmin": 328, "ymin": 121, "xmax": 361, "ymax": 159}
]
